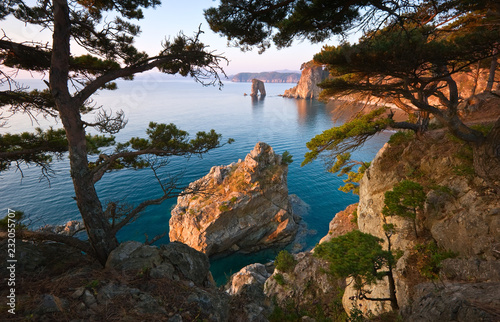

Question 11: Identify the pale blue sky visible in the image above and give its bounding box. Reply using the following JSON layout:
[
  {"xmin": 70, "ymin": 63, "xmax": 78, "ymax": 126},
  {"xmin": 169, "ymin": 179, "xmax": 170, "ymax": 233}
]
[{"xmin": 2, "ymin": 0, "xmax": 341, "ymax": 75}]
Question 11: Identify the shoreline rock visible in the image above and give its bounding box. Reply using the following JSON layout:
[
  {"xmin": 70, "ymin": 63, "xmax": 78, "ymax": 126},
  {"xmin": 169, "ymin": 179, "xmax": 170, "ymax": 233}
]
[{"xmin": 282, "ymin": 64, "xmax": 329, "ymax": 99}]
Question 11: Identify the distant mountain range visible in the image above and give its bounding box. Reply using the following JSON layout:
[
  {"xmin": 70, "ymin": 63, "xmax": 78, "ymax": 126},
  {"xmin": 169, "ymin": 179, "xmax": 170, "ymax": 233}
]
[{"xmin": 230, "ymin": 71, "xmax": 301, "ymax": 83}]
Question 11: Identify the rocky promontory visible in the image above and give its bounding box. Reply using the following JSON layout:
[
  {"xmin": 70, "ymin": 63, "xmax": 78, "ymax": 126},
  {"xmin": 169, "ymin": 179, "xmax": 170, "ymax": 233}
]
[
  {"xmin": 282, "ymin": 63, "xmax": 329, "ymax": 99},
  {"xmin": 169, "ymin": 142, "xmax": 300, "ymax": 257}
]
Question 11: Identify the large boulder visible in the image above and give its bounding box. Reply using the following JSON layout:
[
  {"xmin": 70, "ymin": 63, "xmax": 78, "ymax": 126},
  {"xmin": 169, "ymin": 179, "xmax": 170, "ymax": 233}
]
[
  {"xmin": 225, "ymin": 263, "xmax": 273, "ymax": 321},
  {"xmin": 106, "ymin": 241, "xmax": 214, "ymax": 287},
  {"xmin": 169, "ymin": 142, "xmax": 300, "ymax": 257}
]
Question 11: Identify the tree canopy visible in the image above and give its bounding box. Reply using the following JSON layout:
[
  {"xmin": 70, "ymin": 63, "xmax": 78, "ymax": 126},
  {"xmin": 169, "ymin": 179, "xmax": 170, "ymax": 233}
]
[
  {"xmin": 207, "ymin": 0, "xmax": 500, "ymax": 183},
  {"xmin": 0, "ymin": 0, "xmax": 230, "ymax": 265}
]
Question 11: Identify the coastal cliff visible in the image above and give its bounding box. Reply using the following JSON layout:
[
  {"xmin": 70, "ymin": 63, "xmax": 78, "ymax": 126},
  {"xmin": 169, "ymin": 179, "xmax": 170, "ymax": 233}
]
[
  {"xmin": 282, "ymin": 64, "xmax": 329, "ymax": 99},
  {"xmin": 169, "ymin": 142, "xmax": 299, "ymax": 257}
]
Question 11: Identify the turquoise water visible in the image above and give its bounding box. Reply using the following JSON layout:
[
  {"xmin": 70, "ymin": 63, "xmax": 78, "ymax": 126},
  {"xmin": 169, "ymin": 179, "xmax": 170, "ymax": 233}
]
[{"xmin": 0, "ymin": 77, "xmax": 391, "ymax": 284}]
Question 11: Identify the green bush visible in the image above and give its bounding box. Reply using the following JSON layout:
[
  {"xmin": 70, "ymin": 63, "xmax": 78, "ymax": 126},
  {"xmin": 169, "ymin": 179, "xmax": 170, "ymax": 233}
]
[
  {"xmin": 273, "ymin": 273, "xmax": 286, "ymax": 285},
  {"xmin": 281, "ymin": 151, "xmax": 294, "ymax": 165},
  {"xmin": 414, "ymin": 241, "xmax": 457, "ymax": 280},
  {"xmin": 388, "ymin": 131, "xmax": 415, "ymax": 146},
  {"xmin": 275, "ymin": 250, "xmax": 297, "ymax": 273}
]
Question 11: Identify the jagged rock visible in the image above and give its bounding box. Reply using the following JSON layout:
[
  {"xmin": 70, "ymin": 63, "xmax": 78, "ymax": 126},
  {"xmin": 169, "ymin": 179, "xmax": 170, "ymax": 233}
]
[
  {"xmin": 226, "ymin": 263, "xmax": 271, "ymax": 296},
  {"xmin": 344, "ymin": 129, "xmax": 500, "ymax": 317},
  {"xmin": 319, "ymin": 203, "xmax": 358, "ymax": 244},
  {"xmin": 403, "ymin": 282, "xmax": 500, "ymax": 321},
  {"xmin": 264, "ymin": 252, "xmax": 346, "ymax": 317},
  {"xmin": 38, "ymin": 220, "xmax": 84, "ymax": 236},
  {"xmin": 106, "ymin": 241, "xmax": 214, "ymax": 287},
  {"xmin": 250, "ymin": 79, "xmax": 266, "ymax": 96},
  {"xmin": 105, "ymin": 241, "xmax": 162, "ymax": 272},
  {"xmin": 169, "ymin": 142, "xmax": 300, "ymax": 257},
  {"xmin": 224, "ymin": 263, "xmax": 272, "ymax": 321},
  {"xmin": 160, "ymin": 242, "xmax": 212, "ymax": 287},
  {"xmin": 186, "ymin": 289, "xmax": 230, "ymax": 321},
  {"xmin": 36, "ymin": 294, "xmax": 68, "ymax": 314},
  {"xmin": 283, "ymin": 64, "xmax": 329, "ymax": 99}
]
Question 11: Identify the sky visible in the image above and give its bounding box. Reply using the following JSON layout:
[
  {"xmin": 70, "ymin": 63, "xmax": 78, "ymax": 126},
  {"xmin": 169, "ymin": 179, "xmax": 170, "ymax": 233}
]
[{"xmin": 1, "ymin": 0, "xmax": 341, "ymax": 76}]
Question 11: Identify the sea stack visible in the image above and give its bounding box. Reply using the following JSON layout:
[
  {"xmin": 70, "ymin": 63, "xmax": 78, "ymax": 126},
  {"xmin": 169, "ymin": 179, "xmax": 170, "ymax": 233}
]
[
  {"xmin": 250, "ymin": 79, "xmax": 266, "ymax": 97},
  {"xmin": 169, "ymin": 142, "xmax": 299, "ymax": 257}
]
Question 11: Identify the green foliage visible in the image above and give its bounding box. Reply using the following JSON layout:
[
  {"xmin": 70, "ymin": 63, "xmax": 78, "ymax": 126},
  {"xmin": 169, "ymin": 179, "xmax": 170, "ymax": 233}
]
[
  {"xmin": 332, "ymin": 153, "xmax": 371, "ymax": 195},
  {"xmin": 229, "ymin": 196, "xmax": 238, "ymax": 203},
  {"xmin": 469, "ymin": 124, "xmax": 494, "ymax": 136},
  {"xmin": 383, "ymin": 180, "xmax": 425, "ymax": 237},
  {"xmin": 383, "ymin": 180, "xmax": 426, "ymax": 220},
  {"xmin": 281, "ymin": 150, "xmax": 293, "ymax": 165},
  {"xmin": 302, "ymin": 108, "xmax": 391, "ymax": 169},
  {"xmin": 314, "ymin": 230, "xmax": 394, "ymax": 290},
  {"xmin": 275, "ymin": 250, "xmax": 297, "ymax": 273},
  {"xmin": 452, "ymin": 144, "xmax": 475, "ymax": 177},
  {"xmin": 388, "ymin": 131, "xmax": 415, "ymax": 146},
  {"xmin": 218, "ymin": 203, "xmax": 230, "ymax": 212},
  {"xmin": 268, "ymin": 300, "xmax": 300, "ymax": 322},
  {"xmin": 414, "ymin": 241, "xmax": 457, "ymax": 280},
  {"xmin": 273, "ymin": 273, "xmax": 286, "ymax": 286},
  {"xmin": 350, "ymin": 209, "xmax": 358, "ymax": 224},
  {"xmin": 109, "ymin": 122, "xmax": 230, "ymax": 169}
]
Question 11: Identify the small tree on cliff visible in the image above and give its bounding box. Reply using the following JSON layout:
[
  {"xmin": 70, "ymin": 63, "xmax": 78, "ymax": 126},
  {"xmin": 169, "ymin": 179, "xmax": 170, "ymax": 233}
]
[
  {"xmin": 206, "ymin": 0, "xmax": 500, "ymax": 185},
  {"xmin": 314, "ymin": 230, "xmax": 398, "ymax": 311},
  {"xmin": 0, "ymin": 1, "xmax": 231, "ymax": 265},
  {"xmin": 383, "ymin": 180, "xmax": 426, "ymax": 238}
]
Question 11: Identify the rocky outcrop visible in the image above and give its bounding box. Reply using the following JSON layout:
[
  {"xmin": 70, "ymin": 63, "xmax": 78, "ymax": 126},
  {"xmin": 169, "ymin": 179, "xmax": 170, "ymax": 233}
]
[
  {"xmin": 282, "ymin": 64, "xmax": 329, "ymax": 99},
  {"xmin": 342, "ymin": 129, "xmax": 500, "ymax": 318},
  {"xmin": 264, "ymin": 252, "xmax": 346, "ymax": 318},
  {"xmin": 225, "ymin": 263, "xmax": 273, "ymax": 321},
  {"xmin": 169, "ymin": 142, "xmax": 300, "ymax": 257},
  {"xmin": 106, "ymin": 241, "xmax": 214, "ymax": 287},
  {"xmin": 319, "ymin": 203, "xmax": 358, "ymax": 244},
  {"xmin": 7, "ymin": 240, "xmax": 231, "ymax": 321},
  {"xmin": 250, "ymin": 79, "xmax": 266, "ymax": 96},
  {"xmin": 403, "ymin": 282, "xmax": 500, "ymax": 321}
]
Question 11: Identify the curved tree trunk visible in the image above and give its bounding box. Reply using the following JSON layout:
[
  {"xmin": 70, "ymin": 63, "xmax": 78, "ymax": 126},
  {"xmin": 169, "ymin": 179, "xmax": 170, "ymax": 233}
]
[
  {"xmin": 51, "ymin": 0, "xmax": 118, "ymax": 266},
  {"xmin": 473, "ymin": 117, "xmax": 500, "ymax": 192}
]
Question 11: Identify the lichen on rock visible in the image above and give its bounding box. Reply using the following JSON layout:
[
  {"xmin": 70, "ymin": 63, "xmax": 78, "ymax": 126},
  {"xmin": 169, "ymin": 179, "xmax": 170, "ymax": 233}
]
[{"xmin": 169, "ymin": 142, "xmax": 300, "ymax": 257}]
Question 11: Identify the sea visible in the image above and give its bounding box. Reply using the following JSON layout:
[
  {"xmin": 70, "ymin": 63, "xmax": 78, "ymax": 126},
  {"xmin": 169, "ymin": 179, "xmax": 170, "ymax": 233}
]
[{"xmin": 0, "ymin": 76, "xmax": 391, "ymax": 284}]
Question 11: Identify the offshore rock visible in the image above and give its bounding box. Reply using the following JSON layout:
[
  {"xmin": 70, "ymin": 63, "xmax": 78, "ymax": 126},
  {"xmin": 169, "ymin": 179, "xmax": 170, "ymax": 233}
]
[
  {"xmin": 283, "ymin": 63, "xmax": 329, "ymax": 99},
  {"xmin": 169, "ymin": 142, "xmax": 299, "ymax": 257},
  {"xmin": 250, "ymin": 79, "xmax": 266, "ymax": 96}
]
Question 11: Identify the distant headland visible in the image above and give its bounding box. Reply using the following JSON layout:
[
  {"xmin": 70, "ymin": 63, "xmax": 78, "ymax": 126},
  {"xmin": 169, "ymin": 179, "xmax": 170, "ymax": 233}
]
[{"xmin": 230, "ymin": 71, "xmax": 301, "ymax": 83}]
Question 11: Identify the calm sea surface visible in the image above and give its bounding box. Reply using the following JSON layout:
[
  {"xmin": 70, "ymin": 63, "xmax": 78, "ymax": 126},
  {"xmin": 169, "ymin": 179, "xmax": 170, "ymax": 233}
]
[{"xmin": 0, "ymin": 76, "xmax": 391, "ymax": 284}]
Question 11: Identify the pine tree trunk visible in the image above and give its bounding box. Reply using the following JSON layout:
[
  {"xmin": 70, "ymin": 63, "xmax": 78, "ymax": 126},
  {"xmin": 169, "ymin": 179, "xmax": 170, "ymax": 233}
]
[
  {"xmin": 50, "ymin": 0, "xmax": 118, "ymax": 265},
  {"xmin": 485, "ymin": 51, "xmax": 498, "ymax": 92}
]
